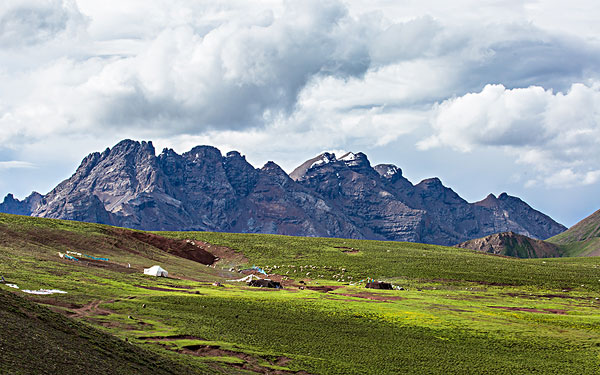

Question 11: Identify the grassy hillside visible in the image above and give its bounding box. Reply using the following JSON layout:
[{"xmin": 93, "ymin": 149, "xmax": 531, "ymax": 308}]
[
  {"xmin": 0, "ymin": 288, "xmax": 199, "ymax": 375},
  {"xmin": 548, "ymin": 208, "xmax": 600, "ymax": 256},
  {"xmin": 1, "ymin": 213, "xmax": 600, "ymax": 374},
  {"xmin": 160, "ymin": 230, "xmax": 600, "ymax": 290}
]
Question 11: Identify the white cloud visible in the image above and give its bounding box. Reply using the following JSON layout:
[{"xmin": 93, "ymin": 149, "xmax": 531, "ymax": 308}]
[
  {"xmin": 1, "ymin": 0, "xmax": 600, "ymax": 220},
  {"xmin": 0, "ymin": 0, "xmax": 87, "ymax": 48},
  {"xmin": 0, "ymin": 161, "xmax": 35, "ymax": 169},
  {"xmin": 420, "ymin": 83, "xmax": 600, "ymax": 187}
]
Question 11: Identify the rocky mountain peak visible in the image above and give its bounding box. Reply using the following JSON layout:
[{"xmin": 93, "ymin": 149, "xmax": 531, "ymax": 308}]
[
  {"xmin": 289, "ymin": 152, "xmax": 336, "ymax": 181},
  {"xmin": 311, "ymin": 152, "xmax": 337, "ymax": 169},
  {"xmin": 0, "ymin": 192, "xmax": 43, "ymax": 216},
  {"xmin": 337, "ymin": 152, "xmax": 370, "ymax": 169},
  {"xmin": 109, "ymin": 139, "xmax": 155, "ymax": 158},
  {"xmin": 475, "ymin": 193, "xmax": 499, "ymax": 208},
  {"xmin": 260, "ymin": 161, "xmax": 292, "ymax": 186},
  {"xmin": 159, "ymin": 147, "xmax": 178, "ymax": 157},
  {"xmin": 3, "ymin": 193, "xmax": 16, "ymax": 203},
  {"xmin": 226, "ymin": 151, "xmax": 243, "ymax": 159},
  {"xmin": 0, "ymin": 139, "xmax": 568, "ymax": 248},
  {"xmin": 224, "ymin": 152, "xmax": 259, "ymax": 197},
  {"xmin": 374, "ymin": 164, "xmax": 402, "ymax": 179},
  {"xmin": 415, "ymin": 177, "xmax": 443, "ymax": 189},
  {"xmin": 261, "ymin": 161, "xmax": 285, "ymax": 173},
  {"xmin": 183, "ymin": 145, "xmax": 222, "ymax": 162}
]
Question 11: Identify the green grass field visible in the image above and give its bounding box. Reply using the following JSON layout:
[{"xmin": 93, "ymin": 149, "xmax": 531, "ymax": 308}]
[{"xmin": 1, "ymin": 213, "xmax": 600, "ymax": 374}]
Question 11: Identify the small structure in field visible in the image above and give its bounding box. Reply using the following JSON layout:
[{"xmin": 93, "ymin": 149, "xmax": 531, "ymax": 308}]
[
  {"xmin": 248, "ymin": 279, "xmax": 282, "ymax": 289},
  {"xmin": 227, "ymin": 274, "xmax": 261, "ymax": 282},
  {"xmin": 365, "ymin": 281, "xmax": 393, "ymax": 290},
  {"xmin": 143, "ymin": 265, "xmax": 168, "ymax": 277}
]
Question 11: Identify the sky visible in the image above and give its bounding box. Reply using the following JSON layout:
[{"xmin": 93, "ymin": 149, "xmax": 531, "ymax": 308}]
[{"xmin": 1, "ymin": 0, "xmax": 599, "ymax": 227}]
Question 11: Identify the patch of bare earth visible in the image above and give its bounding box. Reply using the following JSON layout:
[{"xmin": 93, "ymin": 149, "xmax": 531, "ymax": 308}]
[
  {"xmin": 488, "ymin": 306, "xmax": 568, "ymax": 315},
  {"xmin": 113, "ymin": 229, "xmax": 217, "ymax": 265},
  {"xmin": 71, "ymin": 300, "xmax": 115, "ymax": 318},
  {"xmin": 180, "ymin": 345, "xmax": 307, "ymax": 375},
  {"xmin": 305, "ymin": 285, "xmax": 343, "ymax": 293},
  {"xmin": 142, "ymin": 336, "xmax": 310, "ymax": 374},
  {"xmin": 333, "ymin": 246, "xmax": 360, "ymax": 254},
  {"xmin": 192, "ymin": 240, "xmax": 249, "ymax": 265},
  {"xmin": 428, "ymin": 304, "xmax": 470, "ymax": 312},
  {"xmin": 505, "ymin": 292, "xmax": 592, "ymax": 300},
  {"xmin": 336, "ymin": 292, "xmax": 404, "ymax": 302}
]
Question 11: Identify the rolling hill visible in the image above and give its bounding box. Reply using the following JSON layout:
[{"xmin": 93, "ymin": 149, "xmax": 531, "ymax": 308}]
[
  {"xmin": 547, "ymin": 208, "xmax": 600, "ymax": 256},
  {"xmin": 0, "ymin": 288, "xmax": 199, "ymax": 375},
  {"xmin": 1, "ymin": 213, "xmax": 600, "ymax": 374},
  {"xmin": 455, "ymin": 231, "xmax": 562, "ymax": 258}
]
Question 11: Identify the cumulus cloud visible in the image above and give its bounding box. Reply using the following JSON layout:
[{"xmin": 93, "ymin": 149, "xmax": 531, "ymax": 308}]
[
  {"xmin": 0, "ymin": 0, "xmax": 86, "ymax": 47},
  {"xmin": 420, "ymin": 83, "xmax": 600, "ymax": 187},
  {"xmin": 1, "ymin": 0, "xmax": 600, "ymax": 201},
  {"xmin": 3, "ymin": 0, "xmax": 599, "ymax": 145}
]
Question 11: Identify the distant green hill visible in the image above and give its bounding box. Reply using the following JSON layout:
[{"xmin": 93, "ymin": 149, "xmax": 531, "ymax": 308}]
[{"xmin": 547, "ymin": 209, "xmax": 600, "ymax": 256}]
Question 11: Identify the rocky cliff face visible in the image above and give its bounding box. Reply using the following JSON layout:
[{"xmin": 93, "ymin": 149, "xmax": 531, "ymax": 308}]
[{"xmin": 0, "ymin": 140, "xmax": 567, "ymax": 246}]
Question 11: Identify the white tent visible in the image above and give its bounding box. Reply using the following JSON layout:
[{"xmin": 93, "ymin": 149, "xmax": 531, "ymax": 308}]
[
  {"xmin": 144, "ymin": 265, "xmax": 168, "ymax": 277},
  {"xmin": 227, "ymin": 274, "xmax": 261, "ymax": 282}
]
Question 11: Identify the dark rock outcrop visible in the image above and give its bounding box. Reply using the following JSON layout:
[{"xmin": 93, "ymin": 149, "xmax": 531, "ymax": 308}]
[
  {"xmin": 0, "ymin": 140, "xmax": 567, "ymax": 246},
  {"xmin": 455, "ymin": 231, "xmax": 562, "ymax": 258}
]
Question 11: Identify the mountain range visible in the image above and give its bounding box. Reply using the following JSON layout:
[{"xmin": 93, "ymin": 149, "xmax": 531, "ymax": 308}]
[{"xmin": 0, "ymin": 139, "xmax": 567, "ymax": 246}]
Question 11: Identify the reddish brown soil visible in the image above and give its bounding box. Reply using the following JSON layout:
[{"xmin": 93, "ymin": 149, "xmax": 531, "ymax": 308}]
[
  {"xmin": 333, "ymin": 246, "xmax": 360, "ymax": 254},
  {"xmin": 488, "ymin": 306, "xmax": 568, "ymax": 315},
  {"xmin": 29, "ymin": 297, "xmax": 82, "ymax": 309},
  {"xmin": 306, "ymin": 285, "xmax": 343, "ymax": 293},
  {"xmin": 162, "ymin": 284, "xmax": 195, "ymax": 289},
  {"xmin": 336, "ymin": 293, "xmax": 404, "ymax": 302},
  {"xmin": 71, "ymin": 300, "xmax": 115, "ymax": 318},
  {"xmin": 191, "ymin": 240, "xmax": 249, "ymax": 265},
  {"xmin": 428, "ymin": 304, "xmax": 471, "ymax": 312},
  {"xmin": 505, "ymin": 292, "xmax": 591, "ymax": 300},
  {"xmin": 114, "ymin": 229, "xmax": 216, "ymax": 265}
]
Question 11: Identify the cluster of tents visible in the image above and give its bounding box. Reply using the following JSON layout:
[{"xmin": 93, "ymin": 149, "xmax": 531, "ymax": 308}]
[
  {"xmin": 227, "ymin": 274, "xmax": 282, "ymax": 288},
  {"xmin": 142, "ymin": 264, "xmax": 394, "ymax": 291}
]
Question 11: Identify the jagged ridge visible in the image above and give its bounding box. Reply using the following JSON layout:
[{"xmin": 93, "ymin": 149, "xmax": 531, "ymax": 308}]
[{"xmin": 0, "ymin": 140, "xmax": 567, "ymax": 246}]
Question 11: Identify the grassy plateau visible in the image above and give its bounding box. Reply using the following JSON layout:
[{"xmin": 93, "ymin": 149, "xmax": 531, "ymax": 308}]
[{"xmin": 1, "ymin": 212, "xmax": 600, "ymax": 374}]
